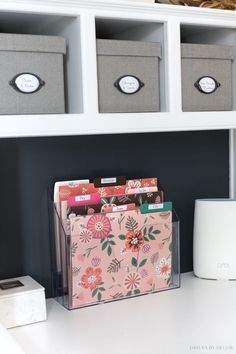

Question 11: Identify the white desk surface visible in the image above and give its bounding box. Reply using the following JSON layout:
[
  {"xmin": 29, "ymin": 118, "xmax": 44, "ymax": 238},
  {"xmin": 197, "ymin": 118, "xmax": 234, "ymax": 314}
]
[
  {"xmin": 0, "ymin": 324, "xmax": 24, "ymax": 354},
  {"xmin": 9, "ymin": 272, "xmax": 236, "ymax": 354}
]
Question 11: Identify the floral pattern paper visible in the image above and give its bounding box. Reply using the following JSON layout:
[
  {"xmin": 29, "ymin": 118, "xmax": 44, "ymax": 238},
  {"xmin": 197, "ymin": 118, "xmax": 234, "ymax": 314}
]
[
  {"xmin": 59, "ymin": 177, "xmax": 158, "ymax": 202},
  {"xmin": 67, "ymin": 191, "xmax": 164, "ymax": 216},
  {"xmin": 69, "ymin": 209, "xmax": 173, "ymax": 309}
]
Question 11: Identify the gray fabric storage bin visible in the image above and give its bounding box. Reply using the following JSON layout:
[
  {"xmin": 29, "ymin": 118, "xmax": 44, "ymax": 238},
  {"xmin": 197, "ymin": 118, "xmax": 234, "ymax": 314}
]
[
  {"xmin": 96, "ymin": 39, "xmax": 162, "ymax": 113},
  {"xmin": 181, "ymin": 43, "xmax": 234, "ymax": 112},
  {"xmin": 0, "ymin": 33, "xmax": 66, "ymax": 115}
]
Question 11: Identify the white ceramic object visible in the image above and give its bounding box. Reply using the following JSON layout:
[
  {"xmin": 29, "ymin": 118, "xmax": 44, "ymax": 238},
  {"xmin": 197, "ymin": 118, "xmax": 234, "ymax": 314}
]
[
  {"xmin": 0, "ymin": 276, "xmax": 46, "ymax": 329},
  {"xmin": 193, "ymin": 199, "xmax": 236, "ymax": 280}
]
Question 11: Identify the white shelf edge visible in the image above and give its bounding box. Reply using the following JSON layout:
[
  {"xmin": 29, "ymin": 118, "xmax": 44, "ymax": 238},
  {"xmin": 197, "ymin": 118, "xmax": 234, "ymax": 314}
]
[
  {"xmin": 0, "ymin": 112, "xmax": 235, "ymax": 138},
  {"xmin": 2, "ymin": 0, "xmax": 236, "ymax": 22},
  {"xmin": 0, "ymin": 1, "xmax": 236, "ymax": 29}
]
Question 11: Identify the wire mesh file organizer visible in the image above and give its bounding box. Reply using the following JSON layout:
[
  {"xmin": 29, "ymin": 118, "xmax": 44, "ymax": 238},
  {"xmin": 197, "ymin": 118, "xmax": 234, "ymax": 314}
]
[{"xmin": 51, "ymin": 199, "xmax": 180, "ymax": 310}]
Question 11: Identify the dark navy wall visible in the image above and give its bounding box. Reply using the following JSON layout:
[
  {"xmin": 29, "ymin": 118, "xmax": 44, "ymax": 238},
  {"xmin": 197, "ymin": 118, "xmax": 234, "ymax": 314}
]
[{"xmin": 0, "ymin": 130, "xmax": 229, "ymax": 297}]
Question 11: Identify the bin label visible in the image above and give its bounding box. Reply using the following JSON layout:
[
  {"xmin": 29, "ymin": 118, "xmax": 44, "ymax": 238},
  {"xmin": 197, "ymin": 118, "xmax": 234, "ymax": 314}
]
[
  {"xmin": 10, "ymin": 73, "xmax": 45, "ymax": 94},
  {"xmin": 195, "ymin": 76, "xmax": 221, "ymax": 94},
  {"xmin": 115, "ymin": 75, "xmax": 144, "ymax": 95}
]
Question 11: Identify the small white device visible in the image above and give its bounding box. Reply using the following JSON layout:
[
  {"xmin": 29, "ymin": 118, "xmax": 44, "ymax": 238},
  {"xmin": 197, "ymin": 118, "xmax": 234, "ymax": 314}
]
[{"xmin": 193, "ymin": 199, "xmax": 236, "ymax": 280}]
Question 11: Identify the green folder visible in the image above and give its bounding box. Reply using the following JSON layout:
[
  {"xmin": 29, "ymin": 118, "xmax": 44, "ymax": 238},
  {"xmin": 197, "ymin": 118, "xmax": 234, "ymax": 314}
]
[{"xmin": 140, "ymin": 201, "xmax": 172, "ymax": 214}]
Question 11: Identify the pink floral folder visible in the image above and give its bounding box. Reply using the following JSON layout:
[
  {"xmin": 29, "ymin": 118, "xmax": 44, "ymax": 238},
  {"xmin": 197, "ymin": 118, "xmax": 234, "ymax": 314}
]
[{"xmin": 68, "ymin": 208, "xmax": 173, "ymax": 309}]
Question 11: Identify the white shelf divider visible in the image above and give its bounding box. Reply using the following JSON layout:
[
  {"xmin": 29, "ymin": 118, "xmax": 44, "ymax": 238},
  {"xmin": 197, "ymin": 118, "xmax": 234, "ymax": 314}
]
[
  {"xmin": 80, "ymin": 12, "xmax": 99, "ymax": 116},
  {"xmin": 166, "ymin": 18, "xmax": 182, "ymax": 113}
]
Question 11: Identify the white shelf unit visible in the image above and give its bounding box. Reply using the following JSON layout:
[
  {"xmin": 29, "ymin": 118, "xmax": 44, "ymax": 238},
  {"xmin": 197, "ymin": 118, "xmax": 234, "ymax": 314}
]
[{"xmin": 0, "ymin": 0, "xmax": 236, "ymax": 138}]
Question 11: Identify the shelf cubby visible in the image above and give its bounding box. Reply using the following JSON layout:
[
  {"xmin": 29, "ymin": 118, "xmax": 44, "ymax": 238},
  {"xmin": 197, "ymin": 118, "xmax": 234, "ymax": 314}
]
[
  {"xmin": 181, "ymin": 24, "xmax": 236, "ymax": 110},
  {"xmin": 0, "ymin": 12, "xmax": 83, "ymax": 114},
  {"xmin": 96, "ymin": 18, "xmax": 168, "ymax": 112}
]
